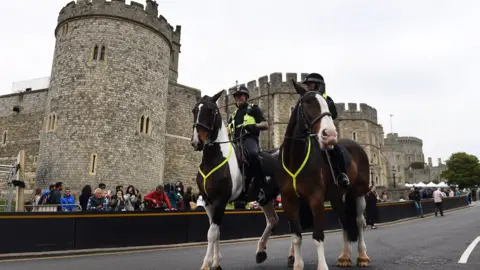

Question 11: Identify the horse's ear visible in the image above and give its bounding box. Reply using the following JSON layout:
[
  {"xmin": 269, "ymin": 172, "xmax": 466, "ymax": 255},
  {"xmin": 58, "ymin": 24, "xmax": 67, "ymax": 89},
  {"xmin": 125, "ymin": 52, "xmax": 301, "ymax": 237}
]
[
  {"xmin": 211, "ymin": 90, "xmax": 224, "ymax": 103},
  {"xmin": 195, "ymin": 94, "xmax": 201, "ymax": 103},
  {"xmin": 292, "ymin": 79, "xmax": 306, "ymax": 96}
]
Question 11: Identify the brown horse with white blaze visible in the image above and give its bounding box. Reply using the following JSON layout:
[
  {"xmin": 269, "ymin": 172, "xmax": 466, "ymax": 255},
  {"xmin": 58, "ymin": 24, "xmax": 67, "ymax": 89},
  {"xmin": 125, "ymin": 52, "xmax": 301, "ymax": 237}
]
[
  {"xmin": 276, "ymin": 82, "xmax": 371, "ymax": 269},
  {"xmin": 190, "ymin": 90, "xmax": 281, "ymax": 270}
]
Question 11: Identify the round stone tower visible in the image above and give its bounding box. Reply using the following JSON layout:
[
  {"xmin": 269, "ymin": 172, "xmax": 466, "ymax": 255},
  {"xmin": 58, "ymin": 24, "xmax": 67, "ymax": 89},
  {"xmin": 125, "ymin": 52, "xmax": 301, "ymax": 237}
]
[{"xmin": 36, "ymin": 0, "xmax": 181, "ymax": 192}]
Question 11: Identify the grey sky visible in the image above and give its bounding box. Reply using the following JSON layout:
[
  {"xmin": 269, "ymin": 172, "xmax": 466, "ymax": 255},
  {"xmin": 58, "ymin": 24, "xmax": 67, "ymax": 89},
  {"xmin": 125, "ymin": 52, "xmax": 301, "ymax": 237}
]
[{"xmin": 0, "ymin": 0, "xmax": 478, "ymax": 164}]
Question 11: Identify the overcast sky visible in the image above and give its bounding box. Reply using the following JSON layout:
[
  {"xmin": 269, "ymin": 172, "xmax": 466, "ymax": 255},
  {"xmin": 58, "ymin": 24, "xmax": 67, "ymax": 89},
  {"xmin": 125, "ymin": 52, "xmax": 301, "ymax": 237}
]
[{"xmin": 1, "ymin": 0, "xmax": 478, "ymax": 165}]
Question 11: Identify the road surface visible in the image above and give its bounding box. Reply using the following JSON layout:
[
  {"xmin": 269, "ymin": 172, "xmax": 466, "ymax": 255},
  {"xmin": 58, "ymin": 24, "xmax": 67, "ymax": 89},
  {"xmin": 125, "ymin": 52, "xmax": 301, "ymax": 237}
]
[{"xmin": 1, "ymin": 204, "xmax": 479, "ymax": 269}]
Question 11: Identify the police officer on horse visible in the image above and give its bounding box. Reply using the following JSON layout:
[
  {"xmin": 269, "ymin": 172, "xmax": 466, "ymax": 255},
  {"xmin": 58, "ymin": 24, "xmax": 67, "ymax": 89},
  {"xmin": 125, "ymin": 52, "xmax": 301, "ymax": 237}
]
[
  {"xmin": 227, "ymin": 85, "xmax": 271, "ymax": 204},
  {"xmin": 303, "ymin": 73, "xmax": 350, "ymax": 188}
]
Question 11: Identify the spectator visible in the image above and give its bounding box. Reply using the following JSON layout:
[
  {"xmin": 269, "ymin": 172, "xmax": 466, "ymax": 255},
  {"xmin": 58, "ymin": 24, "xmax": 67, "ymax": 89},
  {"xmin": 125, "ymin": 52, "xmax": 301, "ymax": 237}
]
[
  {"xmin": 165, "ymin": 184, "xmax": 181, "ymax": 209},
  {"xmin": 87, "ymin": 188, "xmax": 109, "ymax": 211},
  {"xmin": 183, "ymin": 187, "xmax": 197, "ymax": 210},
  {"xmin": 144, "ymin": 185, "xmax": 172, "ymax": 210},
  {"xmin": 365, "ymin": 186, "xmax": 379, "ymax": 229},
  {"xmin": 49, "ymin": 182, "xmax": 63, "ymax": 211},
  {"xmin": 433, "ymin": 188, "xmax": 444, "ymax": 217},
  {"xmin": 79, "ymin": 185, "xmax": 92, "ymax": 211},
  {"xmin": 124, "ymin": 185, "xmax": 139, "ymax": 211},
  {"xmin": 408, "ymin": 187, "xmax": 424, "ymax": 218},
  {"xmin": 61, "ymin": 188, "xmax": 76, "ymax": 212},
  {"xmin": 110, "ymin": 185, "xmax": 124, "ymax": 201},
  {"xmin": 110, "ymin": 190, "xmax": 126, "ymax": 211},
  {"xmin": 380, "ymin": 191, "xmax": 389, "ymax": 202}
]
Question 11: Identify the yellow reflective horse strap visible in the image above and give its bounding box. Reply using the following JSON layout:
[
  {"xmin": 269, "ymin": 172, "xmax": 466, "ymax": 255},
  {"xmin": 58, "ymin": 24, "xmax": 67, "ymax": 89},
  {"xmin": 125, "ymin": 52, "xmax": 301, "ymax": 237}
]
[
  {"xmin": 198, "ymin": 143, "xmax": 233, "ymax": 197},
  {"xmin": 322, "ymin": 93, "xmax": 327, "ymax": 99},
  {"xmin": 281, "ymin": 136, "xmax": 312, "ymax": 197}
]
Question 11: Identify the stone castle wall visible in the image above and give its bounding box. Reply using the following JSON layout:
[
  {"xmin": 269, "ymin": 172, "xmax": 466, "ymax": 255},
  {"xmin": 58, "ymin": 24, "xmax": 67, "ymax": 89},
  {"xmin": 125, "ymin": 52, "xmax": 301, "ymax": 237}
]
[
  {"xmin": 164, "ymin": 83, "xmax": 202, "ymax": 189},
  {"xmin": 0, "ymin": 90, "xmax": 48, "ymax": 189},
  {"xmin": 35, "ymin": 0, "xmax": 180, "ymax": 193}
]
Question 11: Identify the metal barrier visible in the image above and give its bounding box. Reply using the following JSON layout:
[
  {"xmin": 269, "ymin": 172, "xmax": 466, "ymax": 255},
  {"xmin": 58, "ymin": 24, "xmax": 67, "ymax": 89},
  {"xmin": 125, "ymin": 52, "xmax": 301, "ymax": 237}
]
[{"xmin": 23, "ymin": 204, "xmax": 82, "ymax": 212}]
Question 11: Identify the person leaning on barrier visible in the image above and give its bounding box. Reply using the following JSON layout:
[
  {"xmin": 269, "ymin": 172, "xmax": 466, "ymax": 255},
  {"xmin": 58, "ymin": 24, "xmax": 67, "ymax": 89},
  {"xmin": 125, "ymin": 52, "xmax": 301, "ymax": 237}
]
[
  {"xmin": 61, "ymin": 188, "xmax": 76, "ymax": 212},
  {"xmin": 87, "ymin": 188, "xmax": 109, "ymax": 211}
]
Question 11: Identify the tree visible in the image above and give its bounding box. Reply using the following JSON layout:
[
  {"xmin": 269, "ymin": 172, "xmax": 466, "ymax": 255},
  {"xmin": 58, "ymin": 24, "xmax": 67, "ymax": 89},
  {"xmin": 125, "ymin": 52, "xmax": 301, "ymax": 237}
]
[{"xmin": 441, "ymin": 152, "xmax": 480, "ymax": 188}]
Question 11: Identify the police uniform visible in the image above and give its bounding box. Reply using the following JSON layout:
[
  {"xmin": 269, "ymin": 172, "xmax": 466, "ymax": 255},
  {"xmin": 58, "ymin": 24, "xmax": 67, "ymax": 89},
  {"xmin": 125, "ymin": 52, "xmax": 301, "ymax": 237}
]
[
  {"xmin": 228, "ymin": 86, "xmax": 269, "ymax": 204},
  {"xmin": 303, "ymin": 73, "xmax": 350, "ymax": 188}
]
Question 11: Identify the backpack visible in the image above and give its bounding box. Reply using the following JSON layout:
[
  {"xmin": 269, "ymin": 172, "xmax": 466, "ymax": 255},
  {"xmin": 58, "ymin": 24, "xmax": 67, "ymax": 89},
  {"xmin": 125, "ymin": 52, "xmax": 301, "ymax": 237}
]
[{"xmin": 38, "ymin": 192, "xmax": 51, "ymax": 205}]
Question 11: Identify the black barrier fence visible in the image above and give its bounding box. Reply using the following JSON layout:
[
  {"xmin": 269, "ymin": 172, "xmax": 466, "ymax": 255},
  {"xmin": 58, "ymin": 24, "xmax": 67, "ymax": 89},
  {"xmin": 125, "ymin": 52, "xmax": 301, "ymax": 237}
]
[{"xmin": 0, "ymin": 196, "xmax": 468, "ymax": 254}]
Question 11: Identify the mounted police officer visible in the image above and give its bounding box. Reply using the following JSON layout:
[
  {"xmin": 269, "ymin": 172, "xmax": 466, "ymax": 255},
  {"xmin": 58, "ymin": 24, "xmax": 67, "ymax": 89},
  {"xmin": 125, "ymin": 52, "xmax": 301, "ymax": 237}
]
[
  {"xmin": 303, "ymin": 73, "xmax": 350, "ymax": 188},
  {"xmin": 227, "ymin": 85, "xmax": 270, "ymax": 204}
]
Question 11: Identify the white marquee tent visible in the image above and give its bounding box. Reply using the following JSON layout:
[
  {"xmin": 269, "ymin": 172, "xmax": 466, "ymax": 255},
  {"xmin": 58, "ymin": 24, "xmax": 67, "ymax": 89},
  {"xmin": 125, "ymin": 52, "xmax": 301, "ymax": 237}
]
[{"xmin": 405, "ymin": 181, "xmax": 450, "ymax": 188}]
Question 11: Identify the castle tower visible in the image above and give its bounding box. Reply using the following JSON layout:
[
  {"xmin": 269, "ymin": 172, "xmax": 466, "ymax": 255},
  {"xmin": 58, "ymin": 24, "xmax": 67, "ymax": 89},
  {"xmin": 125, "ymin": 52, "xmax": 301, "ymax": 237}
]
[{"xmin": 36, "ymin": 0, "xmax": 180, "ymax": 192}]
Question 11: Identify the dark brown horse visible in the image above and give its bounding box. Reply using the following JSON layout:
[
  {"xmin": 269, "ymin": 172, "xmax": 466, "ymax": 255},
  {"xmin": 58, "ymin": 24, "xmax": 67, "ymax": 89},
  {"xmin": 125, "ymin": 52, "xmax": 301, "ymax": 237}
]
[
  {"xmin": 190, "ymin": 90, "xmax": 280, "ymax": 270},
  {"xmin": 276, "ymin": 83, "xmax": 371, "ymax": 269}
]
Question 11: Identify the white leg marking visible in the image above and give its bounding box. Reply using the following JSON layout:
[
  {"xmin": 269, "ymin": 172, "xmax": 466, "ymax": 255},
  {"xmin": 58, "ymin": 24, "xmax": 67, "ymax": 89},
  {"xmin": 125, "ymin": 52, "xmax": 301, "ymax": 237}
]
[
  {"xmin": 201, "ymin": 204, "xmax": 215, "ymax": 270},
  {"xmin": 314, "ymin": 240, "xmax": 329, "ymax": 270},
  {"xmin": 289, "ymin": 240, "xmax": 295, "ymax": 257},
  {"xmin": 356, "ymin": 196, "xmax": 368, "ymax": 259},
  {"xmin": 256, "ymin": 201, "xmax": 279, "ymax": 254},
  {"xmin": 292, "ymin": 234, "xmax": 304, "ymax": 270},
  {"xmin": 459, "ymin": 236, "xmax": 480, "ymax": 264},
  {"xmin": 340, "ymin": 230, "xmax": 352, "ymax": 258},
  {"xmin": 211, "ymin": 223, "xmax": 222, "ymax": 268}
]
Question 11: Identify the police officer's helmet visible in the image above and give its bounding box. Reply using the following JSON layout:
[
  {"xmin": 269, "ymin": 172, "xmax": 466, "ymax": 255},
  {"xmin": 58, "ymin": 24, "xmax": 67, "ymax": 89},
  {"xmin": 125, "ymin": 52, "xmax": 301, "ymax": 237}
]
[
  {"xmin": 233, "ymin": 85, "xmax": 250, "ymax": 99},
  {"xmin": 303, "ymin": 73, "xmax": 325, "ymax": 85}
]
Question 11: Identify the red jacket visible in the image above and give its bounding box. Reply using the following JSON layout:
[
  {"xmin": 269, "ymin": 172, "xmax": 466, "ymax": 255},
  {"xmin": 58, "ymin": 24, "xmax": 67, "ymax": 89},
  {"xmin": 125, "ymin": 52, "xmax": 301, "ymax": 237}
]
[{"xmin": 144, "ymin": 191, "xmax": 172, "ymax": 209}]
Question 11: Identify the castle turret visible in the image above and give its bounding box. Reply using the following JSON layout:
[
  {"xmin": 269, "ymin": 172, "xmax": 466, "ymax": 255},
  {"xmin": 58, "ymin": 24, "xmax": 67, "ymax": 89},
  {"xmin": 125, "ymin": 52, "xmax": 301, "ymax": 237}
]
[{"xmin": 36, "ymin": 0, "xmax": 180, "ymax": 191}]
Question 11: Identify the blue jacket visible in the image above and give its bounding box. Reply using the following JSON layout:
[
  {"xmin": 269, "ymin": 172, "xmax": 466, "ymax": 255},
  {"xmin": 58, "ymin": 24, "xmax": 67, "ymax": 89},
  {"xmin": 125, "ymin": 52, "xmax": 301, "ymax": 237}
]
[{"xmin": 61, "ymin": 195, "xmax": 76, "ymax": 211}]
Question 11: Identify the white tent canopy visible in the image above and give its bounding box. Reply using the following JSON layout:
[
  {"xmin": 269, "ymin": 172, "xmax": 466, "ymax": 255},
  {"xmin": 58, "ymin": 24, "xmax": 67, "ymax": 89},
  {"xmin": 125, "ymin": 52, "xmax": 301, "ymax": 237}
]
[{"xmin": 405, "ymin": 181, "xmax": 450, "ymax": 188}]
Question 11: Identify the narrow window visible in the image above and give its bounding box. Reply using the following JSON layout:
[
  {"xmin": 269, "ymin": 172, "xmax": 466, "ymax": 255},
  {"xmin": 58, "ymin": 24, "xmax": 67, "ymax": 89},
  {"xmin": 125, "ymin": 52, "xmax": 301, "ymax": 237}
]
[
  {"xmin": 373, "ymin": 154, "xmax": 376, "ymax": 163},
  {"xmin": 52, "ymin": 114, "xmax": 56, "ymax": 130},
  {"xmin": 375, "ymin": 176, "xmax": 378, "ymax": 185},
  {"xmin": 93, "ymin": 45, "xmax": 99, "ymax": 60},
  {"xmin": 352, "ymin": 132, "xmax": 357, "ymax": 141},
  {"xmin": 2, "ymin": 131, "xmax": 6, "ymax": 144},
  {"xmin": 140, "ymin": 115, "xmax": 145, "ymax": 133},
  {"xmin": 145, "ymin": 117, "xmax": 150, "ymax": 134},
  {"xmin": 100, "ymin": 46, "xmax": 106, "ymax": 61},
  {"xmin": 90, "ymin": 154, "xmax": 97, "ymax": 175},
  {"xmin": 47, "ymin": 115, "xmax": 51, "ymax": 131},
  {"xmin": 33, "ymin": 156, "xmax": 38, "ymax": 163}
]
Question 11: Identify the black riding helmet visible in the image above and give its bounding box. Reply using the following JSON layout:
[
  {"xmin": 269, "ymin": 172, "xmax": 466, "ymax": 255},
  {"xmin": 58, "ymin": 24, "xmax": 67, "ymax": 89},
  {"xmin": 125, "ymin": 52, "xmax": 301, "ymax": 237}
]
[
  {"xmin": 233, "ymin": 85, "xmax": 250, "ymax": 100},
  {"xmin": 303, "ymin": 73, "xmax": 326, "ymax": 93}
]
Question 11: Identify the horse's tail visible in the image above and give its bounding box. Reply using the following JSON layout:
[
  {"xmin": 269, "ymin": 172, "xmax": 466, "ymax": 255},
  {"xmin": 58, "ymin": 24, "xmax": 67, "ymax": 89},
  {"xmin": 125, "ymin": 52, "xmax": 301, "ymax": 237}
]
[{"xmin": 344, "ymin": 188, "xmax": 359, "ymax": 242}]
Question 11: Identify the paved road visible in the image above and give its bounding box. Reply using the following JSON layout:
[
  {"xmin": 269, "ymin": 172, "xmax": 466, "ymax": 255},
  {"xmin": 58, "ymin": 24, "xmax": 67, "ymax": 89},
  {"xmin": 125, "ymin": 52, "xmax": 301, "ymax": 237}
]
[{"xmin": 1, "ymin": 205, "xmax": 480, "ymax": 270}]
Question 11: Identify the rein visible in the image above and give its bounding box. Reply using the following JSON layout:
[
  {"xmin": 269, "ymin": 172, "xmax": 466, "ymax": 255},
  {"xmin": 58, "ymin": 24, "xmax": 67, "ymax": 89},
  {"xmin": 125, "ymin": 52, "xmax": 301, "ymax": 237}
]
[{"xmin": 281, "ymin": 91, "xmax": 331, "ymax": 197}]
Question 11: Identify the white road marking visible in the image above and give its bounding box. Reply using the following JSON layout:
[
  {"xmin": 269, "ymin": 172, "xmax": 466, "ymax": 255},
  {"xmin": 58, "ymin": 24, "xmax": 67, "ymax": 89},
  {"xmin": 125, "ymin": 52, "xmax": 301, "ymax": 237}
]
[{"xmin": 458, "ymin": 236, "xmax": 480, "ymax": 264}]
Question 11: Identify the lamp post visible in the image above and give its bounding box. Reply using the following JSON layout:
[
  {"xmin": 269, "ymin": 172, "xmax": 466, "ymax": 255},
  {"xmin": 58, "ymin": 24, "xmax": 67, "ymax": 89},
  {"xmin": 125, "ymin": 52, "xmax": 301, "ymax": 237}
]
[
  {"xmin": 370, "ymin": 163, "xmax": 374, "ymax": 186},
  {"xmin": 392, "ymin": 165, "xmax": 396, "ymax": 188}
]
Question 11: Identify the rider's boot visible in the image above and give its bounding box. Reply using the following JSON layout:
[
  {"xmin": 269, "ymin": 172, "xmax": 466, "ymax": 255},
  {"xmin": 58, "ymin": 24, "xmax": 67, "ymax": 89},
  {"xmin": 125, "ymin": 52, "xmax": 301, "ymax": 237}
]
[{"xmin": 333, "ymin": 145, "xmax": 350, "ymax": 188}]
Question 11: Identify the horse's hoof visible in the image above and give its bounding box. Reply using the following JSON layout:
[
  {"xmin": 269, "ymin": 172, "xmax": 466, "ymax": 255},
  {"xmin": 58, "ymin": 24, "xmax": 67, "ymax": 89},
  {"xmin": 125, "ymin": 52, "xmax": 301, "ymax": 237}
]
[
  {"xmin": 256, "ymin": 251, "xmax": 267, "ymax": 264},
  {"xmin": 287, "ymin": 255, "xmax": 295, "ymax": 267},
  {"xmin": 212, "ymin": 266, "xmax": 222, "ymax": 270},
  {"xmin": 356, "ymin": 257, "xmax": 371, "ymax": 267},
  {"xmin": 336, "ymin": 257, "xmax": 352, "ymax": 267}
]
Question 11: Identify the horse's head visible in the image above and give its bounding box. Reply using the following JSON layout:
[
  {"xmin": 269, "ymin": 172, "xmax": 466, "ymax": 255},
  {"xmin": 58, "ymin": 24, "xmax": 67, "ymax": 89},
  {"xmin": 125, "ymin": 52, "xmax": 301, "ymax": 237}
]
[
  {"xmin": 190, "ymin": 90, "xmax": 224, "ymax": 151},
  {"xmin": 292, "ymin": 81, "xmax": 338, "ymax": 149}
]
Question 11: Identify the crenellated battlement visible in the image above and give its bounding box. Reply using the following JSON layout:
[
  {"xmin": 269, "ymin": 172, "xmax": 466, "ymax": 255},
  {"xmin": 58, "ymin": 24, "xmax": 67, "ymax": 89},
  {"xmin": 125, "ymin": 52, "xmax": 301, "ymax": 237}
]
[
  {"xmin": 224, "ymin": 72, "xmax": 310, "ymax": 99},
  {"xmin": 58, "ymin": 0, "xmax": 180, "ymax": 46},
  {"xmin": 335, "ymin": 102, "xmax": 378, "ymax": 123}
]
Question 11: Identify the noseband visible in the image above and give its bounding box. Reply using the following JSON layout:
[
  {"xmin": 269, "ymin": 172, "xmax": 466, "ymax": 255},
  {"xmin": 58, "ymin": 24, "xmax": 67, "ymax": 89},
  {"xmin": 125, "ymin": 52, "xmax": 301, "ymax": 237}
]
[{"xmin": 296, "ymin": 91, "xmax": 332, "ymax": 134}]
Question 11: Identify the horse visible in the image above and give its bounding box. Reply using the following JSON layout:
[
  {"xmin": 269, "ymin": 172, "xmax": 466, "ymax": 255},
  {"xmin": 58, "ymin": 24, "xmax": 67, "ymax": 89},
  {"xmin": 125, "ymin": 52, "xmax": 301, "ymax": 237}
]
[
  {"xmin": 276, "ymin": 82, "xmax": 371, "ymax": 269},
  {"xmin": 190, "ymin": 90, "xmax": 281, "ymax": 270}
]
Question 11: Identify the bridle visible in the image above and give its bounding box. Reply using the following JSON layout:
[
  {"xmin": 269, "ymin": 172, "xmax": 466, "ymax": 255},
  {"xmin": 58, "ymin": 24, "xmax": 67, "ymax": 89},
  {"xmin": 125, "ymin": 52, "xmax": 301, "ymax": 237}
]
[
  {"xmin": 193, "ymin": 101, "xmax": 219, "ymax": 133},
  {"xmin": 287, "ymin": 91, "xmax": 332, "ymax": 140}
]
